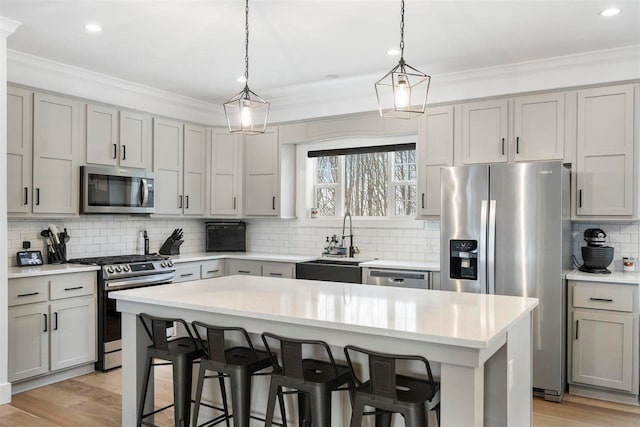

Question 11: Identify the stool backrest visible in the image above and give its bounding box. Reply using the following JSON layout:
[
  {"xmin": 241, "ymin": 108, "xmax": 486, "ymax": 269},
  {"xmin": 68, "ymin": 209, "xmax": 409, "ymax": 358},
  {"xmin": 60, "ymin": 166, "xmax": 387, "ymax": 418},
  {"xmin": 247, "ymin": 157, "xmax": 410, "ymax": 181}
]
[
  {"xmin": 138, "ymin": 313, "xmax": 195, "ymax": 353},
  {"xmin": 344, "ymin": 345, "xmax": 437, "ymax": 400},
  {"xmin": 261, "ymin": 332, "xmax": 339, "ymax": 380},
  {"xmin": 191, "ymin": 321, "xmax": 256, "ymax": 363}
]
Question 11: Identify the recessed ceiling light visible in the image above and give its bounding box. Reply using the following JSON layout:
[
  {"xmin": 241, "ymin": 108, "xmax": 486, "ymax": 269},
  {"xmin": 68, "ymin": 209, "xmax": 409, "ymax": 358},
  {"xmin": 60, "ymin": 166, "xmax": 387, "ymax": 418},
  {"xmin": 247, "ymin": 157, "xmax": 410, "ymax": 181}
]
[
  {"xmin": 84, "ymin": 23, "xmax": 102, "ymax": 32},
  {"xmin": 387, "ymin": 49, "xmax": 401, "ymax": 56},
  {"xmin": 600, "ymin": 8, "xmax": 621, "ymax": 17},
  {"xmin": 236, "ymin": 76, "xmax": 247, "ymax": 83}
]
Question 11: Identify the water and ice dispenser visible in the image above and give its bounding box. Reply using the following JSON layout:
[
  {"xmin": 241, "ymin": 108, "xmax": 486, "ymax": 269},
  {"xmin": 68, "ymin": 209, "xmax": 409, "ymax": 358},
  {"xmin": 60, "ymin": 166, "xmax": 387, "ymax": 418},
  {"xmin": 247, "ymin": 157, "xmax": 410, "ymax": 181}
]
[{"xmin": 449, "ymin": 240, "xmax": 478, "ymax": 280}]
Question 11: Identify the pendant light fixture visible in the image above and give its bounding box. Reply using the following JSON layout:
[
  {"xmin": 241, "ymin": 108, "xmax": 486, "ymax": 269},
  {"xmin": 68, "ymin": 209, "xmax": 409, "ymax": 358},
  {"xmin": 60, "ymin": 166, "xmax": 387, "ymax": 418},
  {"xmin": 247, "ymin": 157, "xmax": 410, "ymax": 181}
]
[
  {"xmin": 375, "ymin": 0, "xmax": 430, "ymax": 119},
  {"xmin": 224, "ymin": 0, "xmax": 269, "ymax": 134}
]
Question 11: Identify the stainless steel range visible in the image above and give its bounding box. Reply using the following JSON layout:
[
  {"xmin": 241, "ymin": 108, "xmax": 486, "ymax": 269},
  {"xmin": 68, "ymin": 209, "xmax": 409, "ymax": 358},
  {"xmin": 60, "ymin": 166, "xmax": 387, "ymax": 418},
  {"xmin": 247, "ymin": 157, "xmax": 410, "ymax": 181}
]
[{"xmin": 68, "ymin": 254, "xmax": 175, "ymax": 370}]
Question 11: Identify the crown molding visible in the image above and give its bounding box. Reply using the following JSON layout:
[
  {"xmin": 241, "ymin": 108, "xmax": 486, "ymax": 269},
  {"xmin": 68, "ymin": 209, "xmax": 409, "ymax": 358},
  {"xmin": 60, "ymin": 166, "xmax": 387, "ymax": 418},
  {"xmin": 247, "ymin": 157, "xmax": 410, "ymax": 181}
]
[
  {"xmin": 0, "ymin": 16, "xmax": 21, "ymax": 37},
  {"xmin": 266, "ymin": 45, "xmax": 640, "ymax": 123},
  {"xmin": 7, "ymin": 49, "xmax": 226, "ymax": 125}
]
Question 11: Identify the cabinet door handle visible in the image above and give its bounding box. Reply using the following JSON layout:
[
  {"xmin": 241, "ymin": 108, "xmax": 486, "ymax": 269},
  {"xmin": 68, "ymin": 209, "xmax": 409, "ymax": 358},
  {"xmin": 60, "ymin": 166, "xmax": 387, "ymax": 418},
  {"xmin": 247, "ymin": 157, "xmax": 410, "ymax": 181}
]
[
  {"xmin": 238, "ymin": 270, "xmax": 251, "ymax": 274},
  {"xmin": 122, "ymin": 144, "xmax": 126, "ymax": 160},
  {"xmin": 113, "ymin": 143, "xmax": 117, "ymax": 159},
  {"xmin": 178, "ymin": 195, "xmax": 183, "ymax": 209},
  {"xmin": 64, "ymin": 286, "xmax": 83, "ymax": 291},
  {"xmin": 269, "ymin": 272, "xmax": 283, "ymax": 277},
  {"xmin": 233, "ymin": 196, "xmax": 236, "ymax": 210},
  {"xmin": 43, "ymin": 314, "xmax": 48, "ymax": 333},
  {"xmin": 54, "ymin": 312, "xmax": 58, "ymax": 331},
  {"xmin": 501, "ymin": 138, "xmax": 505, "ymax": 155},
  {"xmin": 24, "ymin": 187, "xmax": 28, "ymax": 205},
  {"xmin": 36, "ymin": 188, "xmax": 40, "ymax": 206},
  {"xmin": 272, "ymin": 196, "xmax": 276, "ymax": 210},
  {"xmin": 180, "ymin": 273, "xmax": 195, "ymax": 277},
  {"xmin": 421, "ymin": 193, "xmax": 425, "ymax": 209},
  {"xmin": 185, "ymin": 195, "xmax": 189, "ymax": 209},
  {"xmin": 207, "ymin": 269, "xmax": 219, "ymax": 274},
  {"xmin": 578, "ymin": 189, "xmax": 582, "ymax": 208},
  {"xmin": 589, "ymin": 297, "xmax": 613, "ymax": 302},
  {"xmin": 575, "ymin": 320, "xmax": 579, "ymax": 340},
  {"xmin": 18, "ymin": 292, "xmax": 39, "ymax": 297},
  {"xmin": 516, "ymin": 136, "xmax": 520, "ymax": 154}
]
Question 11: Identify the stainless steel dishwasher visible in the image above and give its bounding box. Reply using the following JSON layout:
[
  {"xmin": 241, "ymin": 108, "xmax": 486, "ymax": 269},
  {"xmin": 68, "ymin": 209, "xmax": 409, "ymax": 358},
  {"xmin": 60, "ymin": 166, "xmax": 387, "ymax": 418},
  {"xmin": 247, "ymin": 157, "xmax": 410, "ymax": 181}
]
[{"xmin": 364, "ymin": 268, "xmax": 430, "ymax": 290}]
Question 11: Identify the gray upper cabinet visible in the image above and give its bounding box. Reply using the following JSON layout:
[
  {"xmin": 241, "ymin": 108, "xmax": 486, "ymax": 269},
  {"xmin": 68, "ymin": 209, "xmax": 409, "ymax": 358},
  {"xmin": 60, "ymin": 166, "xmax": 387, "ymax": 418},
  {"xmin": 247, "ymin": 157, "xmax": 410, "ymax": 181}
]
[
  {"xmin": 513, "ymin": 93, "xmax": 565, "ymax": 162},
  {"xmin": 576, "ymin": 84, "xmax": 635, "ymax": 217},
  {"xmin": 86, "ymin": 105, "xmax": 150, "ymax": 169},
  {"xmin": 32, "ymin": 92, "xmax": 81, "ymax": 215},
  {"xmin": 461, "ymin": 99, "xmax": 508, "ymax": 165},
  {"xmin": 7, "ymin": 86, "xmax": 32, "ymax": 214},
  {"xmin": 183, "ymin": 124, "xmax": 206, "ymax": 216},
  {"xmin": 153, "ymin": 118, "xmax": 184, "ymax": 215},
  {"xmin": 417, "ymin": 105, "xmax": 454, "ymax": 217},
  {"xmin": 210, "ymin": 130, "xmax": 242, "ymax": 217},
  {"xmin": 244, "ymin": 129, "xmax": 280, "ymax": 216}
]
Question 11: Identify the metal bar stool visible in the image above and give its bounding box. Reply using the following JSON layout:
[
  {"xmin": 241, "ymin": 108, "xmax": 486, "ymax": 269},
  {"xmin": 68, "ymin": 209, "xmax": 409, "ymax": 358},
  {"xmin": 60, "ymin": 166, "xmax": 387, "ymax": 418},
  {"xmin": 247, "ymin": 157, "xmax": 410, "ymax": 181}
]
[
  {"xmin": 137, "ymin": 314, "xmax": 225, "ymax": 427},
  {"xmin": 344, "ymin": 345, "xmax": 440, "ymax": 427},
  {"xmin": 261, "ymin": 332, "xmax": 353, "ymax": 427},
  {"xmin": 191, "ymin": 322, "xmax": 286, "ymax": 427}
]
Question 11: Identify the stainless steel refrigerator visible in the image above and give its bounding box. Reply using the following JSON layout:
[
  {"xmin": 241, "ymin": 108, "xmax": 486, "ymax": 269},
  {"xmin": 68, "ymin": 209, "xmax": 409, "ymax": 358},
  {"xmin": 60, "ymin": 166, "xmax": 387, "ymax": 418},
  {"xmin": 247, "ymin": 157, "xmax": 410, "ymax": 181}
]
[{"xmin": 438, "ymin": 161, "xmax": 571, "ymax": 402}]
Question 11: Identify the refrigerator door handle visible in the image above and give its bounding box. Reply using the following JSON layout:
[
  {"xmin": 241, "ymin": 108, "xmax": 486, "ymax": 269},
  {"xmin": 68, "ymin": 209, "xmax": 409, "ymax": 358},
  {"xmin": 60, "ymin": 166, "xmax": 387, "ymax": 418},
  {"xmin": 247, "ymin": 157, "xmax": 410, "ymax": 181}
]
[
  {"xmin": 479, "ymin": 200, "xmax": 488, "ymax": 293},
  {"xmin": 487, "ymin": 200, "xmax": 497, "ymax": 295}
]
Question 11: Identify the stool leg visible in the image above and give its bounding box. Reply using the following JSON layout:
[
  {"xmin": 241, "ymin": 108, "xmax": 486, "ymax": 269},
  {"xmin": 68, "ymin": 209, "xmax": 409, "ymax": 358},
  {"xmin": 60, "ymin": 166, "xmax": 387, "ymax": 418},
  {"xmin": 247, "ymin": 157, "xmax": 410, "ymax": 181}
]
[
  {"xmin": 277, "ymin": 386, "xmax": 287, "ymax": 426},
  {"xmin": 173, "ymin": 357, "xmax": 194, "ymax": 427},
  {"xmin": 435, "ymin": 404, "xmax": 440, "ymax": 426},
  {"xmin": 298, "ymin": 392, "xmax": 310, "ymax": 427},
  {"xmin": 264, "ymin": 379, "xmax": 280, "ymax": 427},
  {"xmin": 229, "ymin": 369, "xmax": 251, "ymax": 427},
  {"xmin": 191, "ymin": 363, "xmax": 207, "ymax": 427},
  {"xmin": 219, "ymin": 374, "xmax": 230, "ymax": 427},
  {"xmin": 137, "ymin": 356, "xmax": 153, "ymax": 427},
  {"xmin": 309, "ymin": 388, "xmax": 331, "ymax": 427},
  {"xmin": 349, "ymin": 397, "xmax": 365, "ymax": 427},
  {"xmin": 375, "ymin": 410, "xmax": 392, "ymax": 427},
  {"xmin": 402, "ymin": 407, "xmax": 427, "ymax": 427}
]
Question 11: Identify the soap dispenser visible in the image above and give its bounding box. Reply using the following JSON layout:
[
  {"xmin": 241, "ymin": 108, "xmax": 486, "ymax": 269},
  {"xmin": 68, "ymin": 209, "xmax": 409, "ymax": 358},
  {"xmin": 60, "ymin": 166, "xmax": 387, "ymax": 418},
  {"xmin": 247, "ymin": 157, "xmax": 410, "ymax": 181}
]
[{"xmin": 136, "ymin": 231, "xmax": 145, "ymax": 255}]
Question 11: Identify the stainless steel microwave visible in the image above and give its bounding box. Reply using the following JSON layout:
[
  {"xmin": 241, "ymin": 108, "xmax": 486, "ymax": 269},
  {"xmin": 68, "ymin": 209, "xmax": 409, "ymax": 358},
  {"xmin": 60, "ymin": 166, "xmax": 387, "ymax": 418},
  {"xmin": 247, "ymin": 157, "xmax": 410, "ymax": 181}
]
[{"xmin": 81, "ymin": 166, "xmax": 155, "ymax": 214}]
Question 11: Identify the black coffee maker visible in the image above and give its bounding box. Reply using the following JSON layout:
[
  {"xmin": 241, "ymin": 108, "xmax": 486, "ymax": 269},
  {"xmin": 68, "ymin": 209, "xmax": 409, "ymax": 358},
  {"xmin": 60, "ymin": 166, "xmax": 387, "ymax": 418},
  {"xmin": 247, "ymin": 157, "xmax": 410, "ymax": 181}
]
[{"xmin": 579, "ymin": 228, "xmax": 614, "ymax": 274}]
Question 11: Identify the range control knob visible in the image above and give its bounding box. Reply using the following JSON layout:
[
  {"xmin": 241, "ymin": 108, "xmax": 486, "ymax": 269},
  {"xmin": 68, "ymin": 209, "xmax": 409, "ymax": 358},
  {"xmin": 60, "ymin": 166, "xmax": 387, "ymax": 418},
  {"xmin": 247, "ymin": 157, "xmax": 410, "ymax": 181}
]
[
  {"xmin": 122, "ymin": 265, "xmax": 130, "ymax": 272},
  {"xmin": 115, "ymin": 265, "xmax": 122, "ymax": 273},
  {"xmin": 167, "ymin": 261, "xmax": 173, "ymax": 267},
  {"xmin": 107, "ymin": 266, "xmax": 115, "ymax": 274},
  {"xmin": 161, "ymin": 261, "xmax": 167, "ymax": 268}
]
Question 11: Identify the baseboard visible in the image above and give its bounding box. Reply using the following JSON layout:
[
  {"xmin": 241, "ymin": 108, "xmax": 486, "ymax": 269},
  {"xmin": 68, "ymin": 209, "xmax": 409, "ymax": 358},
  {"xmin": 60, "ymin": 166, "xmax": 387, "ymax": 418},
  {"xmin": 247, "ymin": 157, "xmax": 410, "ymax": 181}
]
[
  {"xmin": 569, "ymin": 383, "xmax": 639, "ymax": 406},
  {"xmin": 0, "ymin": 381, "xmax": 11, "ymax": 404},
  {"xmin": 11, "ymin": 364, "xmax": 94, "ymax": 395}
]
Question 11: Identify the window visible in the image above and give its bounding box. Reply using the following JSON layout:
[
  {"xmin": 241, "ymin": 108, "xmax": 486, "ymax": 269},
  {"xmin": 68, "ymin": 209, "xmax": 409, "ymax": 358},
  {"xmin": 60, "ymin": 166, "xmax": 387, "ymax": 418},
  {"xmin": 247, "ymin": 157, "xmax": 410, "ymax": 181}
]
[{"xmin": 312, "ymin": 144, "xmax": 416, "ymax": 218}]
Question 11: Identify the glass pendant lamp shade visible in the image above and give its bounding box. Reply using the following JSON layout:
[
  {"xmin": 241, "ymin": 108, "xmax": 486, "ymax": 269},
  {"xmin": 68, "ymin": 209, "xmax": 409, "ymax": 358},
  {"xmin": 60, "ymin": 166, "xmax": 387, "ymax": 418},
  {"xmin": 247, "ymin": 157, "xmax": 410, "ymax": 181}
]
[
  {"xmin": 376, "ymin": 0, "xmax": 431, "ymax": 119},
  {"xmin": 223, "ymin": 0, "xmax": 269, "ymax": 134},
  {"xmin": 224, "ymin": 86, "xmax": 270, "ymax": 134}
]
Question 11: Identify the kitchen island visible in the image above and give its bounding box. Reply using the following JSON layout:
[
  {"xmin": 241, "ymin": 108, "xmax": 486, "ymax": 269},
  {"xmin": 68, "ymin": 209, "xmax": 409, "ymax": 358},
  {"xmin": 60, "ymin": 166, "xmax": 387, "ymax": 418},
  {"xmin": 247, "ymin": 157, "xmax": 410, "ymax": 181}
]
[{"xmin": 112, "ymin": 276, "xmax": 538, "ymax": 427}]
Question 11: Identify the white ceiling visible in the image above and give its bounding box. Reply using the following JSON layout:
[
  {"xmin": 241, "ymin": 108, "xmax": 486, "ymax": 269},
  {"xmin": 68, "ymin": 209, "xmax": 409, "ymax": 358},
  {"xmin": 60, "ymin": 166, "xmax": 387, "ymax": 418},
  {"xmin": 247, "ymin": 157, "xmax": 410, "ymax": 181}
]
[{"xmin": 1, "ymin": 0, "xmax": 639, "ymax": 106}]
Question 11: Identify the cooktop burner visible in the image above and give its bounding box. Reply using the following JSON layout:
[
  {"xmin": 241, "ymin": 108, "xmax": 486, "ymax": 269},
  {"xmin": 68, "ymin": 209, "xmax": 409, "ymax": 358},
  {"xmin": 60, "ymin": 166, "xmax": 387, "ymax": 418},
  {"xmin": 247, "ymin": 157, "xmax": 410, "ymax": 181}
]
[{"xmin": 68, "ymin": 254, "xmax": 167, "ymax": 266}]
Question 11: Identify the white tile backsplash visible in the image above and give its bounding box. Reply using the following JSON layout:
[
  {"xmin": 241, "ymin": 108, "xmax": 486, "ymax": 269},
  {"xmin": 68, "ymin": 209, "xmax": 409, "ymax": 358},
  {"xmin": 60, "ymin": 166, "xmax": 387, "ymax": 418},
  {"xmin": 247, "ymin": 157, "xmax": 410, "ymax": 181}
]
[{"xmin": 7, "ymin": 216, "xmax": 206, "ymax": 266}]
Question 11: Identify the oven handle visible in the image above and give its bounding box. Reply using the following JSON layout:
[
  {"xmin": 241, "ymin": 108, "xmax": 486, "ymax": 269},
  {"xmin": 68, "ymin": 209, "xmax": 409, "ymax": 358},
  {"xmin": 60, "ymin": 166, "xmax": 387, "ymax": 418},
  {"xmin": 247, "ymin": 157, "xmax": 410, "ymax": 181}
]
[{"xmin": 105, "ymin": 273, "xmax": 175, "ymax": 290}]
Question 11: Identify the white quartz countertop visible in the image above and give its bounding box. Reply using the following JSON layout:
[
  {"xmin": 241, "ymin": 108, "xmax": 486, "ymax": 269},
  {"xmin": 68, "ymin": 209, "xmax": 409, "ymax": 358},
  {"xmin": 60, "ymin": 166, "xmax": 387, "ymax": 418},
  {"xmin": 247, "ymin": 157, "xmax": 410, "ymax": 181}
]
[
  {"xmin": 169, "ymin": 252, "xmax": 318, "ymax": 264},
  {"xmin": 8, "ymin": 264, "xmax": 100, "ymax": 279},
  {"xmin": 359, "ymin": 259, "xmax": 440, "ymax": 271},
  {"xmin": 566, "ymin": 269, "xmax": 640, "ymax": 285},
  {"xmin": 112, "ymin": 275, "xmax": 538, "ymax": 349}
]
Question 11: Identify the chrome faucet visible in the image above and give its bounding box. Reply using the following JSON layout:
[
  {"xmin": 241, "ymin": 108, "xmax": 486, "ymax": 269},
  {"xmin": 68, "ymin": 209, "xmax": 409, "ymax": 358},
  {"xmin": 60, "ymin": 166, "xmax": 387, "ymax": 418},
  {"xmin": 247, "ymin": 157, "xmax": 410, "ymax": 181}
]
[{"xmin": 342, "ymin": 212, "xmax": 355, "ymax": 258}]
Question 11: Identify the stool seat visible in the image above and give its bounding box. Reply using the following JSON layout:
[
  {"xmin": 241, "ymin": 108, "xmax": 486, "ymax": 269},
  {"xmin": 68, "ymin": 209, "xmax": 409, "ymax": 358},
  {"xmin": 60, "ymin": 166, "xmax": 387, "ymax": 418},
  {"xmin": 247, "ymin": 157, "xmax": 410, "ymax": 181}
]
[
  {"xmin": 146, "ymin": 337, "xmax": 202, "ymax": 357},
  {"xmin": 223, "ymin": 346, "xmax": 273, "ymax": 369},
  {"xmin": 355, "ymin": 374, "xmax": 440, "ymax": 405}
]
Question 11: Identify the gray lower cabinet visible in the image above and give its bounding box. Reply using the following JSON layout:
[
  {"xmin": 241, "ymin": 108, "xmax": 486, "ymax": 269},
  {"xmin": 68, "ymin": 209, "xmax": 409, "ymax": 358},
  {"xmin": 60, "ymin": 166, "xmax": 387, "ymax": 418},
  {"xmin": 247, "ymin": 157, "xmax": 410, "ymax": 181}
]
[
  {"xmin": 8, "ymin": 272, "xmax": 97, "ymax": 383},
  {"xmin": 173, "ymin": 262, "xmax": 202, "ymax": 283},
  {"xmin": 568, "ymin": 279, "xmax": 639, "ymax": 401},
  {"xmin": 226, "ymin": 259, "xmax": 262, "ymax": 277}
]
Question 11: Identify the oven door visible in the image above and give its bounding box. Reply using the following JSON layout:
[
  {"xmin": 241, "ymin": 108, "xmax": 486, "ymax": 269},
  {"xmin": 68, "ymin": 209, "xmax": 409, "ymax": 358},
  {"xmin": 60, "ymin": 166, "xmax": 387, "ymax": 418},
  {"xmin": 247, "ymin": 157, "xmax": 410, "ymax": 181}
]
[{"xmin": 81, "ymin": 166, "xmax": 155, "ymax": 214}]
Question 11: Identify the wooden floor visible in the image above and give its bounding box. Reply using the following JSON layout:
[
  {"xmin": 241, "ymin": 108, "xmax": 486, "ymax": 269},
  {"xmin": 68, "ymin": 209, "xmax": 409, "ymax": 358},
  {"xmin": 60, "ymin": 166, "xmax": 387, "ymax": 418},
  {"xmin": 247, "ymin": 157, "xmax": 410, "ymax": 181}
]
[{"xmin": 2, "ymin": 367, "xmax": 640, "ymax": 426}]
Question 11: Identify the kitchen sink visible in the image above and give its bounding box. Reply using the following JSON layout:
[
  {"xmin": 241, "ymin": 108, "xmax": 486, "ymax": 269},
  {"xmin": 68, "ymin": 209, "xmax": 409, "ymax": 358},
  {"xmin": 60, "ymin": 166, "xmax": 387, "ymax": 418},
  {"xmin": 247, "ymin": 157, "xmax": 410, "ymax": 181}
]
[{"xmin": 295, "ymin": 258, "xmax": 372, "ymax": 283}]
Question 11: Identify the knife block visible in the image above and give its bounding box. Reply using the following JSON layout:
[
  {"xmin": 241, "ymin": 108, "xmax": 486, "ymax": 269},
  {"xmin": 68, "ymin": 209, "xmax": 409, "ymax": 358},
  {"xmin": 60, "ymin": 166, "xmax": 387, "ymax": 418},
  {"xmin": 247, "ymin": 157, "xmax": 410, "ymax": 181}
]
[{"xmin": 159, "ymin": 239, "xmax": 183, "ymax": 255}]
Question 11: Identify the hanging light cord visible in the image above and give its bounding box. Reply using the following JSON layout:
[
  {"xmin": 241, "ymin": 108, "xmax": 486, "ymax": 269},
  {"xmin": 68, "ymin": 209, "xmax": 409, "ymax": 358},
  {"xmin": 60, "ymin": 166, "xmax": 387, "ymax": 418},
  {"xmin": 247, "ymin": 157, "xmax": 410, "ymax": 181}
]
[
  {"xmin": 399, "ymin": 0, "xmax": 405, "ymax": 61},
  {"xmin": 244, "ymin": 0, "xmax": 250, "ymax": 88}
]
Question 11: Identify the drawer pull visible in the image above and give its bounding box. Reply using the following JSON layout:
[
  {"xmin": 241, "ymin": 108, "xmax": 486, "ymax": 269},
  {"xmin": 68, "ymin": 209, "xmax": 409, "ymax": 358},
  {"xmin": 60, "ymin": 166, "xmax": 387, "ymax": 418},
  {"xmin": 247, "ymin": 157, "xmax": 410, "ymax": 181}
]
[
  {"xmin": 238, "ymin": 270, "xmax": 251, "ymax": 274},
  {"xmin": 207, "ymin": 270, "xmax": 219, "ymax": 274},
  {"xmin": 269, "ymin": 273, "xmax": 283, "ymax": 277},
  {"xmin": 18, "ymin": 292, "xmax": 39, "ymax": 298},
  {"xmin": 180, "ymin": 273, "xmax": 195, "ymax": 277},
  {"xmin": 64, "ymin": 286, "xmax": 83, "ymax": 291},
  {"xmin": 589, "ymin": 297, "xmax": 613, "ymax": 302}
]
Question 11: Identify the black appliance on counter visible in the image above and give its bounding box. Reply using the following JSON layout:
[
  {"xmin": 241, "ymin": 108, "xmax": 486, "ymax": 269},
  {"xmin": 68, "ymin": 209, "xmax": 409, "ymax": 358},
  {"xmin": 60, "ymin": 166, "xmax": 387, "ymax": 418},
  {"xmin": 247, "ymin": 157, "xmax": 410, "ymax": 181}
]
[
  {"xmin": 579, "ymin": 228, "xmax": 614, "ymax": 274},
  {"xmin": 68, "ymin": 254, "xmax": 175, "ymax": 371},
  {"xmin": 205, "ymin": 222, "xmax": 246, "ymax": 252}
]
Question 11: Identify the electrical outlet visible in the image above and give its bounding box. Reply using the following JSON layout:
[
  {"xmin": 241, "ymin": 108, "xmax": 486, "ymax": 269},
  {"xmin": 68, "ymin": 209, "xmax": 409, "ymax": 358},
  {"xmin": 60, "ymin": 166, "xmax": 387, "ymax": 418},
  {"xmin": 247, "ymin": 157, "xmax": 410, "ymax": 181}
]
[{"xmin": 508, "ymin": 359, "xmax": 514, "ymax": 390}]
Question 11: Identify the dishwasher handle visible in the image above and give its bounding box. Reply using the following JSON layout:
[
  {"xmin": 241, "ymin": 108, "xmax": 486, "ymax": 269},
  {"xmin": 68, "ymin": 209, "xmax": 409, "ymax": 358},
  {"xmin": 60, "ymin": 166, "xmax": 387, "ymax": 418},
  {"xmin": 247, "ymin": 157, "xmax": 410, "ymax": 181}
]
[{"xmin": 367, "ymin": 269, "xmax": 430, "ymax": 289}]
